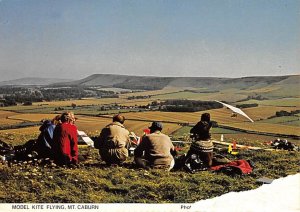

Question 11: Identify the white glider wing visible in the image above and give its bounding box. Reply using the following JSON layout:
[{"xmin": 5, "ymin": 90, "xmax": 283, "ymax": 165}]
[{"xmin": 215, "ymin": 100, "xmax": 254, "ymax": 122}]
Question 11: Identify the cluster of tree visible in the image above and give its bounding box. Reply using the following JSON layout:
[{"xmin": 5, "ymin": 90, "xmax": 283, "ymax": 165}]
[
  {"xmin": 127, "ymin": 95, "xmax": 151, "ymax": 100},
  {"xmin": 237, "ymin": 94, "xmax": 268, "ymax": 103},
  {"xmin": 185, "ymin": 89, "xmax": 219, "ymax": 93},
  {"xmin": 273, "ymin": 110, "xmax": 300, "ymax": 117},
  {"xmin": 236, "ymin": 103, "xmax": 258, "ymax": 109},
  {"xmin": 159, "ymin": 100, "xmax": 223, "ymax": 112},
  {"xmin": 0, "ymin": 86, "xmax": 119, "ymax": 106}
]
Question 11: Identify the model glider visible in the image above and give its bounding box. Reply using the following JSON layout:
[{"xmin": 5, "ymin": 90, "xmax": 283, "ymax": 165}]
[
  {"xmin": 77, "ymin": 130, "xmax": 94, "ymax": 147},
  {"xmin": 215, "ymin": 100, "xmax": 254, "ymax": 122}
]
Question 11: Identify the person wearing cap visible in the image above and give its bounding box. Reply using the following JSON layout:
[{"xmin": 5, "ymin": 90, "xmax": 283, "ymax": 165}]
[
  {"xmin": 95, "ymin": 114, "xmax": 131, "ymax": 165},
  {"xmin": 52, "ymin": 112, "xmax": 78, "ymax": 166},
  {"xmin": 188, "ymin": 113, "xmax": 214, "ymax": 167},
  {"xmin": 134, "ymin": 122, "xmax": 176, "ymax": 170}
]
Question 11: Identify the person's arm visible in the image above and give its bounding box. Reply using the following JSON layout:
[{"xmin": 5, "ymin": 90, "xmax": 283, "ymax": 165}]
[
  {"xmin": 134, "ymin": 137, "xmax": 147, "ymax": 157},
  {"xmin": 190, "ymin": 124, "xmax": 198, "ymax": 139},
  {"xmin": 70, "ymin": 127, "xmax": 78, "ymax": 164},
  {"xmin": 94, "ymin": 128, "xmax": 109, "ymax": 149},
  {"xmin": 125, "ymin": 130, "xmax": 131, "ymax": 149},
  {"xmin": 169, "ymin": 139, "xmax": 177, "ymax": 156}
]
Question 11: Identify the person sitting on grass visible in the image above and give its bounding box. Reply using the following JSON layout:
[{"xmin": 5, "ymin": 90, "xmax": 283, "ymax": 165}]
[
  {"xmin": 12, "ymin": 114, "xmax": 61, "ymax": 161},
  {"xmin": 35, "ymin": 115, "xmax": 61, "ymax": 159},
  {"xmin": 187, "ymin": 112, "xmax": 214, "ymax": 168},
  {"xmin": 95, "ymin": 114, "xmax": 131, "ymax": 165},
  {"xmin": 134, "ymin": 122, "xmax": 176, "ymax": 170},
  {"xmin": 52, "ymin": 112, "xmax": 78, "ymax": 166}
]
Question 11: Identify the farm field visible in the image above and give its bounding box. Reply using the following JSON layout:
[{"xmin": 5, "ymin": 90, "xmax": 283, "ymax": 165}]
[
  {"xmin": 0, "ymin": 111, "xmax": 19, "ymax": 118},
  {"xmin": 239, "ymin": 98, "xmax": 300, "ymax": 107},
  {"xmin": 0, "ymin": 106, "xmax": 254, "ymax": 130},
  {"xmin": 0, "ymin": 98, "xmax": 123, "ymax": 111},
  {"xmin": 120, "ymin": 87, "xmax": 184, "ymax": 98},
  {"xmin": 151, "ymin": 90, "xmax": 248, "ymax": 102},
  {"xmin": 226, "ymin": 122, "xmax": 300, "ymax": 136},
  {"xmin": 0, "ymin": 98, "xmax": 155, "ymax": 114},
  {"xmin": 260, "ymin": 116, "xmax": 300, "ymax": 126},
  {"xmin": 239, "ymin": 85, "xmax": 281, "ymax": 94},
  {"xmin": 0, "ymin": 111, "xmax": 23, "ymax": 125},
  {"xmin": 111, "ymin": 109, "xmax": 252, "ymax": 124},
  {"xmin": 0, "ymin": 114, "xmax": 181, "ymax": 144},
  {"xmin": 243, "ymin": 105, "xmax": 300, "ymax": 120},
  {"xmin": 2, "ymin": 102, "xmax": 299, "ymax": 146},
  {"xmin": 5, "ymin": 113, "xmax": 56, "ymax": 122}
]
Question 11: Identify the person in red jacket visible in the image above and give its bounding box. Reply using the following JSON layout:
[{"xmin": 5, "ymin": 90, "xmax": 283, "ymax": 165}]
[{"xmin": 52, "ymin": 112, "xmax": 78, "ymax": 166}]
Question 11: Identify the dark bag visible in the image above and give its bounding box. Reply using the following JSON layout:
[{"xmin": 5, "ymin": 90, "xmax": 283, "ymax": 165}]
[
  {"xmin": 0, "ymin": 140, "xmax": 15, "ymax": 161},
  {"xmin": 0, "ymin": 140, "xmax": 14, "ymax": 154},
  {"xmin": 271, "ymin": 139, "xmax": 299, "ymax": 151},
  {"xmin": 184, "ymin": 154, "xmax": 208, "ymax": 173}
]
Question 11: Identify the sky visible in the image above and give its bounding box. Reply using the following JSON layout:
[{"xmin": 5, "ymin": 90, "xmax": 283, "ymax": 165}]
[{"xmin": 0, "ymin": 0, "xmax": 299, "ymax": 81}]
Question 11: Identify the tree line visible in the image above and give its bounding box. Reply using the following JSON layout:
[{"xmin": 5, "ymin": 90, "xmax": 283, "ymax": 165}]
[
  {"xmin": 159, "ymin": 100, "xmax": 223, "ymax": 112},
  {"xmin": 0, "ymin": 87, "xmax": 118, "ymax": 106}
]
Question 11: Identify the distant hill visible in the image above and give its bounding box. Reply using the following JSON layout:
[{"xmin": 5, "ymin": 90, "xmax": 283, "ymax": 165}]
[
  {"xmin": 2, "ymin": 74, "xmax": 299, "ymax": 99},
  {"xmin": 0, "ymin": 77, "xmax": 73, "ymax": 86},
  {"xmin": 52, "ymin": 74, "xmax": 298, "ymax": 91}
]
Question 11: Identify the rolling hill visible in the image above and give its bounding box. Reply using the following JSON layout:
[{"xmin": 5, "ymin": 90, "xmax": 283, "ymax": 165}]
[
  {"xmin": 0, "ymin": 77, "xmax": 73, "ymax": 86},
  {"xmin": 1, "ymin": 74, "xmax": 299, "ymax": 98},
  {"xmin": 52, "ymin": 74, "xmax": 299, "ymax": 94}
]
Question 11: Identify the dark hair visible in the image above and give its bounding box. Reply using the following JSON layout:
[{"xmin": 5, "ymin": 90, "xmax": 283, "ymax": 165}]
[
  {"xmin": 149, "ymin": 121, "xmax": 163, "ymax": 131},
  {"xmin": 113, "ymin": 114, "xmax": 125, "ymax": 124},
  {"xmin": 201, "ymin": 113, "xmax": 210, "ymax": 122}
]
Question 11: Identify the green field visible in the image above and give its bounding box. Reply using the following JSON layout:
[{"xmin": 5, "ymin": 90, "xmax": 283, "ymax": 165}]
[
  {"xmin": 152, "ymin": 90, "xmax": 248, "ymax": 102},
  {"xmin": 238, "ymin": 98, "xmax": 300, "ymax": 107},
  {"xmin": 259, "ymin": 116, "xmax": 300, "ymax": 126}
]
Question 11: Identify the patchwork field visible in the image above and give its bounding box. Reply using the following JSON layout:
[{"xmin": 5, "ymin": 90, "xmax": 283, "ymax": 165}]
[
  {"xmin": 239, "ymin": 98, "xmax": 300, "ymax": 107},
  {"xmin": 0, "ymin": 111, "xmax": 23, "ymax": 125},
  {"xmin": 226, "ymin": 122, "xmax": 300, "ymax": 136},
  {"xmin": 260, "ymin": 116, "xmax": 300, "ymax": 126},
  {"xmin": 1, "ymin": 101, "xmax": 299, "ymax": 147},
  {"xmin": 120, "ymin": 87, "xmax": 184, "ymax": 98},
  {"xmin": 243, "ymin": 105, "xmax": 299, "ymax": 120},
  {"xmin": 151, "ymin": 90, "xmax": 248, "ymax": 102},
  {"xmin": 111, "ymin": 109, "xmax": 252, "ymax": 124}
]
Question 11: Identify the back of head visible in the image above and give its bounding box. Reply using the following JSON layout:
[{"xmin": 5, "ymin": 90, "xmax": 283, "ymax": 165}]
[
  {"xmin": 68, "ymin": 111, "xmax": 76, "ymax": 123},
  {"xmin": 113, "ymin": 114, "xmax": 125, "ymax": 124},
  {"xmin": 149, "ymin": 121, "xmax": 163, "ymax": 133},
  {"xmin": 60, "ymin": 112, "xmax": 71, "ymax": 123},
  {"xmin": 52, "ymin": 115, "xmax": 61, "ymax": 125},
  {"xmin": 201, "ymin": 113, "xmax": 210, "ymax": 122}
]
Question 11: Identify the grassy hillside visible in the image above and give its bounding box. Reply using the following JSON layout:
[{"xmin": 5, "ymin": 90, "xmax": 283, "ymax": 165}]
[
  {"xmin": 0, "ymin": 140, "xmax": 299, "ymax": 203},
  {"xmin": 0, "ymin": 78, "xmax": 72, "ymax": 86},
  {"xmin": 51, "ymin": 74, "xmax": 297, "ymax": 96}
]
